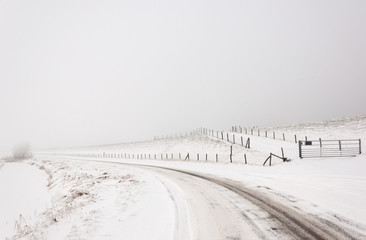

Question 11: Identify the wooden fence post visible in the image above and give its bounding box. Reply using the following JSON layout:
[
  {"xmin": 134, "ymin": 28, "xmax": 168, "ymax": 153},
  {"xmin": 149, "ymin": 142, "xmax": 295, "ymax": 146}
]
[
  {"xmin": 245, "ymin": 138, "xmax": 251, "ymax": 148},
  {"xmin": 216, "ymin": 154, "xmax": 218, "ymax": 163},
  {"xmin": 221, "ymin": 132, "xmax": 224, "ymax": 140},
  {"xmin": 230, "ymin": 145, "xmax": 233, "ymax": 163},
  {"xmin": 359, "ymin": 139, "xmax": 362, "ymax": 154},
  {"xmin": 258, "ymin": 129, "xmax": 260, "ymax": 136},
  {"xmin": 283, "ymin": 133, "xmax": 285, "ymax": 141},
  {"xmin": 244, "ymin": 154, "xmax": 247, "ymax": 164},
  {"xmin": 233, "ymin": 134, "xmax": 235, "ymax": 144},
  {"xmin": 273, "ymin": 132, "xmax": 275, "ymax": 139},
  {"xmin": 265, "ymin": 131, "xmax": 267, "ymax": 138},
  {"xmin": 227, "ymin": 133, "xmax": 229, "ymax": 141},
  {"xmin": 294, "ymin": 135, "xmax": 297, "ymax": 143},
  {"xmin": 197, "ymin": 153, "xmax": 199, "ymax": 161},
  {"xmin": 206, "ymin": 153, "xmax": 208, "ymax": 162},
  {"xmin": 299, "ymin": 141, "xmax": 302, "ymax": 159},
  {"xmin": 281, "ymin": 147, "xmax": 284, "ymax": 158},
  {"xmin": 270, "ymin": 154, "xmax": 272, "ymax": 166},
  {"xmin": 241, "ymin": 136, "xmax": 243, "ymax": 146}
]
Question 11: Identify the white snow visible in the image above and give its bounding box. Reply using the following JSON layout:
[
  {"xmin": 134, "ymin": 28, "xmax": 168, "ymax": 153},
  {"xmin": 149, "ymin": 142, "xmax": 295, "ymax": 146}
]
[
  {"xmin": 2, "ymin": 159, "xmax": 180, "ymax": 240},
  {"xmin": 0, "ymin": 162, "xmax": 51, "ymax": 239},
  {"xmin": 2, "ymin": 114, "xmax": 366, "ymax": 239}
]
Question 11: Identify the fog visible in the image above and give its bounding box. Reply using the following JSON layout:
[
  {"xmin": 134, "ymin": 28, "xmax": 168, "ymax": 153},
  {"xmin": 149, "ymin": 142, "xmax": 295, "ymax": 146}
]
[{"xmin": 1, "ymin": 0, "xmax": 366, "ymax": 151}]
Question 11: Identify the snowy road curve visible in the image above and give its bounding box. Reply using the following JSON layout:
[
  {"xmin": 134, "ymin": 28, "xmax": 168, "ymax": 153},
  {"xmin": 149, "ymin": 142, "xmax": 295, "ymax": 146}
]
[{"xmin": 114, "ymin": 162, "xmax": 364, "ymax": 240}]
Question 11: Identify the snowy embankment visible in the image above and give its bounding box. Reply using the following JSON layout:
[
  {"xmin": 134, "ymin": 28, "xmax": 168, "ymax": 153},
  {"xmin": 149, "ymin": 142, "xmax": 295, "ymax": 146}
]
[
  {"xmin": 0, "ymin": 159, "xmax": 179, "ymax": 240},
  {"xmin": 0, "ymin": 162, "xmax": 51, "ymax": 239}
]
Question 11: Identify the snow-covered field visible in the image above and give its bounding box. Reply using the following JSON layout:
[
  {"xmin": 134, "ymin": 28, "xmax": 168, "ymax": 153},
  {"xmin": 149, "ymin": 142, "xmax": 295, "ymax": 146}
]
[{"xmin": 1, "ymin": 114, "xmax": 366, "ymax": 239}]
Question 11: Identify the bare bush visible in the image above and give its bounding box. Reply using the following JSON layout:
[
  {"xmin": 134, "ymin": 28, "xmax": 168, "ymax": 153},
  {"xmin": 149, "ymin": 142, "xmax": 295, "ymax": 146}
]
[{"xmin": 13, "ymin": 142, "xmax": 32, "ymax": 160}]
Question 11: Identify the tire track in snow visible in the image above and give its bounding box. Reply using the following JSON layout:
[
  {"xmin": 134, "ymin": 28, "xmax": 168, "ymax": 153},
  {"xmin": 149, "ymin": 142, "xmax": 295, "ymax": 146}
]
[{"xmin": 61, "ymin": 157, "xmax": 366, "ymax": 239}]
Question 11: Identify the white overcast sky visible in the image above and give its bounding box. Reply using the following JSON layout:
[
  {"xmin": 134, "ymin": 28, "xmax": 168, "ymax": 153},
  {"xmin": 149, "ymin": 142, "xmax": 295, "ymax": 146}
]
[{"xmin": 1, "ymin": 0, "xmax": 366, "ymax": 150}]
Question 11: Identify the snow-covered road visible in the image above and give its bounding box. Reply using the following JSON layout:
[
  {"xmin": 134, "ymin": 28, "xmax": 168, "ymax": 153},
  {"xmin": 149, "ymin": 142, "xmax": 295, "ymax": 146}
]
[
  {"xmin": 92, "ymin": 160, "xmax": 366, "ymax": 240},
  {"xmin": 2, "ymin": 155, "xmax": 366, "ymax": 239}
]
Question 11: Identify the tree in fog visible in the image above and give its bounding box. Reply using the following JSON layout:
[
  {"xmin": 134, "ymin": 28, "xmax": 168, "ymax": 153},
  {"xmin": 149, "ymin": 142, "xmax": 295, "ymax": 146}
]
[{"xmin": 13, "ymin": 142, "xmax": 32, "ymax": 159}]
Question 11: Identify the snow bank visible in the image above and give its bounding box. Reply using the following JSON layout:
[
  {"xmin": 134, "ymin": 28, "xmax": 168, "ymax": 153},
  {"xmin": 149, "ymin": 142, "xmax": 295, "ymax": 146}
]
[
  {"xmin": 0, "ymin": 162, "xmax": 51, "ymax": 239},
  {"xmin": 3, "ymin": 159, "xmax": 178, "ymax": 240}
]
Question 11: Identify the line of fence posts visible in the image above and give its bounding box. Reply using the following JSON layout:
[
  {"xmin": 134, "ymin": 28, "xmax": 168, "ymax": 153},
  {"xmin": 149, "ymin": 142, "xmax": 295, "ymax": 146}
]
[
  {"xmin": 70, "ymin": 127, "xmax": 294, "ymax": 165},
  {"xmin": 198, "ymin": 127, "xmax": 253, "ymax": 164},
  {"xmin": 154, "ymin": 130, "xmax": 195, "ymax": 140},
  {"xmin": 68, "ymin": 148, "xmax": 251, "ymax": 165},
  {"xmin": 230, "ymin": 126, "xmax": 308, "ymax": 144}
]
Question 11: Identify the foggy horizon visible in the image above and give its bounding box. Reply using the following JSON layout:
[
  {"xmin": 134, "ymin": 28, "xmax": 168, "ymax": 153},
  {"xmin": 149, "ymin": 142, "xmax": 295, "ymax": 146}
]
[{"xmin": 1, "ymin": 0, "xmax": 366, "ymax": 151}]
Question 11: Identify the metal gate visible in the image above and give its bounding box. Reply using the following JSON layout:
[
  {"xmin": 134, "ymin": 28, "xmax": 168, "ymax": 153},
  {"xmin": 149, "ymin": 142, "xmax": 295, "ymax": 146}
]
[{"xmin": 299, "ymin": 139, "xmax": 361, "ymax": 158}]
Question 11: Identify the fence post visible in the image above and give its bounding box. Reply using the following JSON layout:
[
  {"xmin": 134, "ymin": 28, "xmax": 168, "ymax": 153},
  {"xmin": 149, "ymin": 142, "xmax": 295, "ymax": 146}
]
[
  {"xmin": 227, "ymin": 133, "xmax": 229, "ymax": 141},
  {"xmin": 244, "ymin": 154, "xmax": 247, "ymax": 164},
  {"xmin": 241, "ymin": 136, "xmax": 243, "ymax": 146},
  {"xmin": 359, "ymin": 139, "xmax": 362, "ymax": 154},
  {"xmin": 265, "ymin": 131, "xmax": 267, "ymax": 138},
  {"xmin": 281, "ymin": 147, "xmax": 284, "ymax": 159},
  {"xmin": 230, "ymin": 145, "xmax": 233, "ymax": 163},
  {"xmin": 273, "ymin": 132, "xmax": 275, "ymax": 139},
  {"xmin": 221, "ymin": 132, "xmax": 224, "ymax": 140},
  {"xmin": 197, "ymin": 153, "xmax": 199, "ymax": 161},
  {"xmin": 179, "ymin": 153, "xmax": 181, "ymax": 159},
  {"xmin": 283, "ymin": 133, "xmax": 285, "ymax": 141},
  {"xmin": 206, "ymin": 153, "xmax": 208, "ymax": 162},
  {"xmin": 258, "ymin": 129, "xmax": 260, "ymax": 136},
  {"xmin": 233, "ymin": 134, "xmax": 235, "ymax": 144},
  {"xmin": 245, "ymin": 138, "xmax": 251, "ymax": 148},
  {"xmin": 270, "ymin": 154, "xmax": 272, "ymax": 166},
  {"xmin": 294, "ymin": 135, "xmax": 297, "ymax": 143},
  {"xmin": 216, "ymin": 154, "xmax": 218, "ymax": 163},
  {"xmin": 299, "ymin": 141, "xmax": 302, "ymax": 158}
]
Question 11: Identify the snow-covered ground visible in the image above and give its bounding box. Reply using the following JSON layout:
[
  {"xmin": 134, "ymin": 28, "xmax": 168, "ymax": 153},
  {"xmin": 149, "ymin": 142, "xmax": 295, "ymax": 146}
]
[
  {"xmin": 0, "ymin": 159, "xmax": 181, "ymax": 240},
  {"xmin": 1, "ymin": 114, "xmax": 366, "ymax": 239}
]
